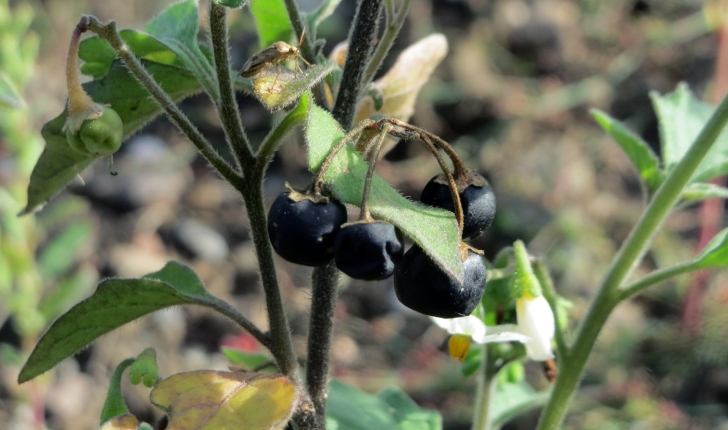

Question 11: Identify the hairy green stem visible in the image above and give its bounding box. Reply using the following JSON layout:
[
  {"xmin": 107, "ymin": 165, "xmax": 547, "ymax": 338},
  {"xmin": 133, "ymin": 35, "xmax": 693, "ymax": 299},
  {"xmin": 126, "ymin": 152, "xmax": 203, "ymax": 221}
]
[
  {"xmin": 282, "ymin": 0, "xmax": 326, "ymax": 103},
  {"xmin": 333, "ymin": 0, "xmax": 383, "ymax": 128},
  {"xmin": 84, "ymin": 17, "xmax": 245, "ymax": 197},
  {"xmin": 536, "ymin": 90, "xmax": 728, "ymax": 429},
  {"xmin": 205, "ymin": 298, "xmax": 270, "ymax": 349},
  {"xmin": 209, "ymin": 3, "xmax": 254, "ymax": 169},
  {"xmin": 306, "ymin": 261, "xmax": 341, "ymax": 425},
  {"xmin": 255, "ymin": 96, "xmax": 310, "ymax": 176},
  {"xmin": 362, "ymin": 0, "xmax": 412, "ymax": 89}
]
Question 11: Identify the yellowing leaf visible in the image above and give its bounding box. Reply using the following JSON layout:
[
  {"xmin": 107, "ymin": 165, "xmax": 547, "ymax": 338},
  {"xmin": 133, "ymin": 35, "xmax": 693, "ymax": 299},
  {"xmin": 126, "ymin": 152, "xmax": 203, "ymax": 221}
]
[
  {"xmin": 354, "ymin": 34, "xmax": 448, "ymax": 123},
  {"xmin": 252, "ymin": 61, "xmax": 336, "ymax": 111},
  {"xmin": 98, "ymin": 414, "xmax": 139, "ymax": 430},
  {"xmin": 150, "ymin": 371, "xmax": 298, "ymax": 430}
]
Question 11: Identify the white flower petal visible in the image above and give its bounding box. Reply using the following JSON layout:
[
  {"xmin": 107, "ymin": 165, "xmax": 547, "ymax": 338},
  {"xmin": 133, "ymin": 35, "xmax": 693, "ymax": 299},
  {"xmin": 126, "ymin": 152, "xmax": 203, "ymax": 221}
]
[
  {"xmin": 479, "ymin": 332, "xmax": 531, "ymax": 344},
  {"xmin": 516, "ymin": 294, "xmax": 556, "ymax": 361},
  {"xmin": 430, "ymin": 315, "xmax": 486, "ymax": 338}
]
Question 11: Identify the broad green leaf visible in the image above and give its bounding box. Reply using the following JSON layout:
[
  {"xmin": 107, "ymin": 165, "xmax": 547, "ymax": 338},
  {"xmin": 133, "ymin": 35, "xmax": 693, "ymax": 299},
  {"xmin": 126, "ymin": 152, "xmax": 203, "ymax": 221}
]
[
  {"xmin": 326, "ymin": 380, "xmax": 441, "ymax": 430},
  {"xmin": 22, "ymin": 60, "xmax": 200, "ymax": 214},
  {"xmin": 681, "ymin": 182, "xmax": 728, "ymax": 204},
  {"xmin": 37, "ymin": 219, "xmax": 93, "ymax": 278},
  {"xmin": 253, "ymin": 61, "xmax": 336, "ymax": 111},
  {"xmin": 693, "ymin": 227, "xmax": 728, "ymax": 269},
  {"xmin": 129, "ymin": 348, "xmax": 158, "ymax": 388},
  {"xmin": 377, "ymin": 387, "xmax": 442, "ymax": 430},
  {"xmin": 305, "ymin": 106, "xmax": 464, "ymax": 282},
  {"xmin": 100, "ymin": 358, "xmax": 135, "ymax": 424},
  {"xmin": 213, "ymin": 0, "xmax": 249, "ymax": 8},
  {"xmin": 222, "ymin": 347, "xmax": 272, "ymax": 370},
  {"xmin": 491, "ymin": 381, "xmax": 550, "ymax": 427},
  {"xmin": 591, "ymin": 109, "xmax": 664, "ymax": 193},
  {"xmin": 79, "ymin": 30, "xmax": 184, "ymax": 79},
  {"xmin": 150, "ymin": 371, "xmax": 298, "ymax": 430},
  {"xmin": 18, "ymin": 262, "xmax": 245, "ymax": 383},
  {"xmin": 651, "ymin": 83, "xmax": 728, "ymax": 182},
  {"xmin": 355, "ymin": 34, "xmax": 448, "ymax": 123},
  {"xmin": 98, "ymin": 414, "xmax": 139, "ymax": 430},
  {"xmin": 250, "ymin": 0, "xmax": 292, "ymax": 49},
  {"xmin": 0, "ymin": 72, "xmax": 24, "ymax": 109}
]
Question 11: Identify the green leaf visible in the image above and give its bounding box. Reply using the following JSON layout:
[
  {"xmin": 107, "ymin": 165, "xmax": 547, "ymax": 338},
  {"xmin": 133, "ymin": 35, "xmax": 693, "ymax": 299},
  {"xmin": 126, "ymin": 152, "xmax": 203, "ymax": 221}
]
[
  {"xmin": 38, "ymin": 266, "xmax": 97, "ymax": 323},
  {"xmin": 693, "ymin": 227, "xmax": 728, "ymax": 269},
  {"xmin": 79, "ymin": 30, "xmax": 184, "ymax": 79},
  {"xmin": 326, "ymin": 380, "xmax": 441, "ymax": 430},
  {"xmin": 18, "ymin": 261, "xmax": 243, "ymax": 383},
  {"xmin": 213, "ymin": 0, "xmax": 249, "ymax": 8},
  {"xmin": 100, "ymin": 358, "xmax": 135, "ymax": 424},
  {"xmin": 0, "ymin": 72, "xmax": 24, "ymax": 109},
  {"xmin": 253, "ymin": 61, "xmax": 336, "ymax": 111},
  {"xmin": 37, "ymin": 219, "xmax": 93, "ymax": 278},
  {"xmin": 681, "ymin": 182, "xmax": 728, "ymax": 204},
  {"xmin": 591, "ymin": 109, "xmax": 664, "ymax": 193},
  {"xmin": 651, "ymin": 83, "xmax": 728, "ymax": 182},
  {"xmin": 305, "ymin": 106, "xmax": 464, "ymax": 282},
  {"xmin": 222, "ymin": 347, "xmax": 272, "ymax": 370},
  {"xmin": 22, "ymin": 60, "xmax": 200, "ymax": 214},
  {"xmin": 250, "ymin": 0, "xmax": 292, "ymax": 49},
  {"xmin": 377, "ymin": 387, "xmax": 442, "ymax": 430},
  {"xmin": 491, "ymin": 381, "xmax": 550, "ymax": 427}
]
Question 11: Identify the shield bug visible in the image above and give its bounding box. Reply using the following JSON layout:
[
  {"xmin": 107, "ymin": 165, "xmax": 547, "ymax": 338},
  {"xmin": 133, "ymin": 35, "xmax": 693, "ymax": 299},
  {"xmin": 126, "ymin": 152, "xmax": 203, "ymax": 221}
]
[{"xmin": 240, "ymin": 30, "xmax": 312, "ymax": 86}]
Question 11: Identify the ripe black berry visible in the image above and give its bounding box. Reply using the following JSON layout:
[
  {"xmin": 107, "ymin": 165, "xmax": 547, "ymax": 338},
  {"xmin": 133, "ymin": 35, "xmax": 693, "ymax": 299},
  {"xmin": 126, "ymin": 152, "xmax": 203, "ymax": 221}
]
[
  {"xmin": 420, "ymin": 172, "xmax": 496, "ymax": 240},
  {"xmin": 334, "ymin": 221, "xmax": 404, "ymax": 280},
  {"xmin": 394, "ymin": 245, "xmax": 486, "ymax": 318},
  {"xmin": 267, "ymin": 191, "xmax": 347, "ymax": 266}
]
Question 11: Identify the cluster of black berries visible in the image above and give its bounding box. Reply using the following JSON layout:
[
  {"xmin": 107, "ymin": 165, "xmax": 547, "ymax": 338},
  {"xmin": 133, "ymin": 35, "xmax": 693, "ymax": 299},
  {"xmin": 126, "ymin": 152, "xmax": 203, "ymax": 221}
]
[{"xmin": 267, "ymin": 120, "xmax": 496, "ymax": 319}]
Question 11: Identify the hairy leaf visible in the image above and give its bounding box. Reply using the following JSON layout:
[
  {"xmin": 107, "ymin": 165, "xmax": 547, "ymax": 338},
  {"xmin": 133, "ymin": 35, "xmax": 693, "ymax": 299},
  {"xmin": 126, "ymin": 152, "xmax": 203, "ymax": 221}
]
[
  {"xmin": 253, "ymin": 61, "xmax": 336, "ymax": 111},
  {"xmin": 18, "ymin": 262, "xmax": 243, "ymax": 383},
  {"xmin": 100, "ymin": 358, "xmax": 135, "ymax": 424},
  {"xmin": 306, "ymin": 106, "xmax": 464, "ymax": 282},
  {"xmin": 151, "ymin": 371, "xmax": 297, "ymax": 430},
  {"xmin": 22, "ymin": 61, "xmax": 200, "ymax": 214},
  {"xmin": 694, "ymin": 227, "xmax": 728, "ymax": 269}
]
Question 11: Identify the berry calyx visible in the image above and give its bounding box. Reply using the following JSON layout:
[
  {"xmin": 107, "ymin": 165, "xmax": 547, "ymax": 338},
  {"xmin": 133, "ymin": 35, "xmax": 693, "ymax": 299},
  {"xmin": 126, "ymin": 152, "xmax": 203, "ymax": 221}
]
[
  {"xmin": 394, "ymin": 245, "xmax": 486, "ymax": 318},
  {"xmin": 334, "ymin": 221, "xmax": 404, "ymax": 280},
  {"xmin": 267, "ymin": 187, "xmax": 347, "ymax": 267},
  {"xmin": 420, "ymin": 171, "xmax": 495, "ymax": 240},
  {"xmin": 66, "ymin": 107, "xmax": 124, "ymax": 156}
]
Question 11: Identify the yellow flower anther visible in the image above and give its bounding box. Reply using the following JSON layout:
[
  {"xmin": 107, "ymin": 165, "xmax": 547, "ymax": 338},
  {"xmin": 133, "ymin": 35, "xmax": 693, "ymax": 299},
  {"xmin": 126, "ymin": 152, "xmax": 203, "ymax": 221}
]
[{"xmin": 448, "ymin": 334, "xmax": 472, "ymax": 363}]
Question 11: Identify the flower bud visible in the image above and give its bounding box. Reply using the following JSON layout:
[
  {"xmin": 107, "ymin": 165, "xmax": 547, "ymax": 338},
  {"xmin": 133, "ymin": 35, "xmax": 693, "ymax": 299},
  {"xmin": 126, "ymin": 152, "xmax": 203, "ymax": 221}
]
[{"xmin": 66, "ymin": 106, "xmax": 123, "ymax": 157}]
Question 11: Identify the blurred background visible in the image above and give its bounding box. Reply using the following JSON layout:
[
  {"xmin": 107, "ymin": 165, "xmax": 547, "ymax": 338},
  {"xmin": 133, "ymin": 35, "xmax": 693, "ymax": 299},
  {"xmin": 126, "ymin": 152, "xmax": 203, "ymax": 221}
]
[{"xmin": 2, "ymin": 0, "xmax": 728, "ymax": 428}]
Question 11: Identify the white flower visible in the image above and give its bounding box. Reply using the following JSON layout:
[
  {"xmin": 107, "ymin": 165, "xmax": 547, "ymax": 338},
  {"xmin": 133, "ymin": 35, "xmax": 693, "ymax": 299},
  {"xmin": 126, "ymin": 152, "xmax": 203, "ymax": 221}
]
[
  {"xmin": 515, "ymin": 293, "xmax": 555, "ymax": 361},
  {"xmin": 431, "ymin": 316, "xmax": 530, "ymax": 362}
]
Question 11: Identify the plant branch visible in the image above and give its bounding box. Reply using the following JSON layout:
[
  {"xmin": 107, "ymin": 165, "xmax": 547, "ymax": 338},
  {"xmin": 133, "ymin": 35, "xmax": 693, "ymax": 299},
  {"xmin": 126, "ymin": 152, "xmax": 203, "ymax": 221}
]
[
  {"xmin": 536, "ymin": 89, "xmax": 728, "ymax": 429},
  {"xmin": 209, "ymin": 3, "xmax": 254, "ymax": 170},
  {"xmin": 305, "ymin": 261, "xmax": 341, "ymax": 425},
  {"xmin": 206, "ymin": 300, "xmax": 270, "ymax": 349},
  {"xmin": 332, "ymin": 0, "xmax": 383, "ymax": 129},
  {"xmin": 254, "ymin": 95, "xmax": 310, "ymax": 177},
  {"xmin": 618, "ymin": 261, "xmax": 700, "ymax": 302},
  {"xmin": 471, "ymin": 344, "xmax": 498, "ymax": 430},
  {"xmin": 84, "ymin": 16, "xmax": 243, "ymax": 189},
  {"xmin": 283, "ymin": 0, "xmax": 326, "ymax": 103},
  {"xmin": 532, "ymin": 258, "xmax": 569, "ymax": 361},
  {"xmin": 362, "ymin": 0, "xmax": 412, "ymax": 89}
]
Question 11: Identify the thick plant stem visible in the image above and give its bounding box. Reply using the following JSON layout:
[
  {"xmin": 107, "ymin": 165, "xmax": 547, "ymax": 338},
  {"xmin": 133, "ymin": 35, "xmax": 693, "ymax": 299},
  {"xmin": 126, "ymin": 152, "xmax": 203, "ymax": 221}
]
[
  {"xmin": 536, "ymin": 90, "xmax": 728, "ymax": 429},
  {"xmin": 209, "ymin": 3, "xmax": 254, "ymax": 169},
  {"xmin": 333, "ymin": 0, "xmax": 383, "ymax": 129},
  {"xmin": 306, "ymin": 261, "xmax": 341, "ymax": 425},
  {"xmin": 242, "ymin": 183, "xmax": 300, "ymax": 383},
  {"xmin": 471, "ymin": 345, "xmax": 496, "ymax": 430}
]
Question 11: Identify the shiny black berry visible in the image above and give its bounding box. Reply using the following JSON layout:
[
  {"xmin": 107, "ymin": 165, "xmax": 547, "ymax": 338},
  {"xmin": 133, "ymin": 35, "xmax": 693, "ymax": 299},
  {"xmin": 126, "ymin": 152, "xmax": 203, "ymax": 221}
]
[
  {"xmin": 334, "ymin": 221, "xmax": 404, "ymax": 280},
  {"xmin": 420, "ymin": 172, "xmax": 496, "ymax": 240},
  {"xmin": 267, "ymin": 191, "xmax": 347, "ymax": 266},
  {"xmin": 394, "ymin": 245, "xmax": 486, "ymax": 318}
]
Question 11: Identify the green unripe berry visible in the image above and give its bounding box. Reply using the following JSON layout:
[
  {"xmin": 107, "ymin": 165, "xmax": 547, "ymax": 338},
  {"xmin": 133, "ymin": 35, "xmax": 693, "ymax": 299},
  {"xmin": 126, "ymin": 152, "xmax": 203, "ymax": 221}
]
[{"xmin": 66, "ymin": 107, "xmax": 123, "ymax": 156}]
